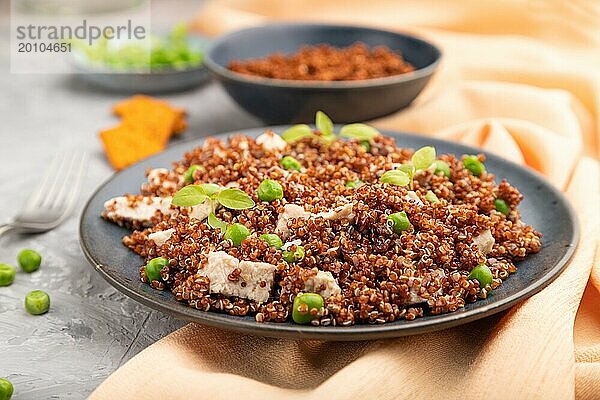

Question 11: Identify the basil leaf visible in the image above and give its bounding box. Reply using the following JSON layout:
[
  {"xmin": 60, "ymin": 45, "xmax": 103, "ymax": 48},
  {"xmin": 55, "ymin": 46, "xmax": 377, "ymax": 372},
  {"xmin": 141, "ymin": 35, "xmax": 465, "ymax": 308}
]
[
  {"xmin": 281, "ymin": 124, "xmax": 314, "ymax": 143},
  {"xmin": 217, "ymin": 188, "xmax": 256, "ymax": 210},
  {"xmin": 198, "ymin": 183, "xmax": 222, "ymax": 197},
  {"xmin": 339, "ymin": 123, "xmax": 380, "ymax": 141},
  {"xmin": 396, "ymin": 164, "xmax": 415, "ymax": 179},
  {"xmin": 412, "ymin": 146, "xmax": 436, "ymax": 171},
  {"xmin": 315, "ymin": 111, "xmax": 334, "ymax": 136},
  {"xmin": 207, "ymin": 212, "xmax": 229, "ymax": 231},
  {"xmin": 171, "ymin": 185, "xmax": 208, "ymax": 207},
  {"xmin": 380, "ymin": 170, "xmax": 410, "ymax": 186}
]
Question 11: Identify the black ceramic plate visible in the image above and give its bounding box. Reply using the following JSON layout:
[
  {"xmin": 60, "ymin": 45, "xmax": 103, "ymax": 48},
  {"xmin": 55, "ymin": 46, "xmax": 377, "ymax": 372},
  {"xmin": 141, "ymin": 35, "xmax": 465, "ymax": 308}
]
[{"xmin": 80, "ymin": 128, "xmax": 578, "ymax": 340}]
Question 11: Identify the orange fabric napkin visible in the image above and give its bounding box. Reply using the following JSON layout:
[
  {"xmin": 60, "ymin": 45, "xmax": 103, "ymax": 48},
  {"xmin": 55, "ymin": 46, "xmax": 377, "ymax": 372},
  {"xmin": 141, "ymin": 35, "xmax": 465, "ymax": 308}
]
[{"xmin": 91, "ymin": 1, "xmax": 600, "ymax": 398}]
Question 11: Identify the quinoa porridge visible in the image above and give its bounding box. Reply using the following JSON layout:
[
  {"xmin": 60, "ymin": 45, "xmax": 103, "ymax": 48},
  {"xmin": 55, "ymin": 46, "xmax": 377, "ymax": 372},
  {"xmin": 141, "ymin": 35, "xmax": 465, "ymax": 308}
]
[
  {"xmin": 228, "ymin": 42, "xmax": 415, "ymax": 81},
  {"xmin": 102, "ymin": 116, "xmax": 541, "ymax": 326}
]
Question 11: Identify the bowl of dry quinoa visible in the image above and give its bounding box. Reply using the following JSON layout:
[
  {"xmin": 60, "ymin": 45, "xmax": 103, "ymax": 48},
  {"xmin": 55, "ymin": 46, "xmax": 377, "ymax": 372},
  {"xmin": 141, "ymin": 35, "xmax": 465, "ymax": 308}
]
[
  {"xmin": 80, "ymin": 114, "xmax": 578, "ymax": 340},
  {"xmin": 204, "ymin": 24, "xmax": 441, "ymax": 124}
]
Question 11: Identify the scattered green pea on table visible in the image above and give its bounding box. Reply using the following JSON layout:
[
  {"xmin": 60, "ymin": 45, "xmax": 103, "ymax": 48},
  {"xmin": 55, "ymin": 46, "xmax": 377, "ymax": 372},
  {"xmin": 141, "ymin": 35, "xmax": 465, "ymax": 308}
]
[
  {"xmin": 0, "ymin": 264, "xmax": 16, "ymax": 287},
  {"xmin": 17, "ymin": 249, "xmax": 41, "ymax": 273},
  {"xmin": 0, "ymin": 378, "xmax": 13, "ymax": 400},
  {"xmin": 25, "ymin": 290, "xmax": 50, "ymax": 315}
]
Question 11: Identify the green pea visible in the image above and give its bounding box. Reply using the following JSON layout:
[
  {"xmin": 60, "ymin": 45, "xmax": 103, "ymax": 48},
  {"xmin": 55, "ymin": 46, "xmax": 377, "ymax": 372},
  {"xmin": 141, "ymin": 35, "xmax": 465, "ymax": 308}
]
[
  {"xmin": 17, "ymin": 249, "xmax": 41, "ymax": 273},
  {"xmin": 224, "ymin": 223, "xmax": 251, "ymax": 247},
  {"xmin": 283, "ymin": 245, "xmax": 305, "ymax": 263},
  {"xmin": 259, "ymin": 234, "xmax": 283, "ymax": 249},
  {"xmin": 434, "ymin": 160, "xmax": 451, "ymax": 178},
  {"xmin": 292, "ymin": 292, "xmax": 324, "ymax": 324},
  {"xmin": 387, "ymin": 211, "xmax": 411, "ymax": 234},
  {"xmin": 425, "ymin": 190, "xmax": 439, "ymax": 203},
  {"xmin": 257, "ymin": 179, "xmax": 284, "ymax": 202},
  {"xmin": 360, "ymin": 140, "xmax": 371, "ymax": 152},
  {"xmin": 463, "ymin": 155, "xmax": 486, "ymax": 177},
  {"xmin": 0, "ymin": 378, "xmax": 13, "ymax": 400},
  {"xmin": 183, "ymin": 164, "xmax": 204, "ymax": 183},
  {"xmin": 468, "ymin": 264, "xmax": 493, "ymax": 287},
  {"xmin": 345, "ymin": 180, "xmax": 363, "ymax": 189},
  {"xmin": 495, "ymin": 199, "xmax": 510, "ymax": 216},
  {"xmin": 145, "ymin": 257, "xmax": 169, "ymax": 282},
  {"xmin": 280, "ymin": 156, "xmax": 302, "ymax": 171},
  {"xmin": 0, "ymin": 264, "xmax": 16, "ymax": 287},
  {"xmin": 25, "ymin": 290, "xmax": 50, "ymax": 315}
]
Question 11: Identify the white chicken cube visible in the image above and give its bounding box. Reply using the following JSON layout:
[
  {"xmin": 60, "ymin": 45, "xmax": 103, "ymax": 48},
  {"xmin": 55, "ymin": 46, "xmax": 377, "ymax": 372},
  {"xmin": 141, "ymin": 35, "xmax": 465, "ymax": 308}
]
[
  {"xmin": 103, "ymin": 196, "xmax": 172, "ymax": 227},
  {"xmin": 200, "ymin": 251, "xmax": 276, "ymax": 303},
  {"xmin": 473, "ymin": 229, "xmax": 495, "ymax": 255},
  {"xmin": 276, "ymin": 204, "xmax": 310, "ymax": 237},
  {"xmin": 303, "ymin": 271, "xmax": 341, "ymax": 299},
  {"xmin": 147, "ymin": 228, "xmax": 176, "ymax": 247},
  {"xmin": 256, "ymin": 131, "xmax": 287, "ymax": 152}
]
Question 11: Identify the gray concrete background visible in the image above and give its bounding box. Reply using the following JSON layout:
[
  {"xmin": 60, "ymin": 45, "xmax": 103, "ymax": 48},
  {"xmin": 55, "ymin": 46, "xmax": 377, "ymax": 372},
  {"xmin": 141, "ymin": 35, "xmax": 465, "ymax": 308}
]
[{"xmin": 0, "ymin": 1, "xmax": 262, "ymax": 398}]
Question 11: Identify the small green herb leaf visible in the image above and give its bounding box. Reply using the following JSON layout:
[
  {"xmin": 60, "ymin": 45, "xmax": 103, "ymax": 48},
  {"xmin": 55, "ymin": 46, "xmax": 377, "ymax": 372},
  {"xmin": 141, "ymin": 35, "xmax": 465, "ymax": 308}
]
[
  {"xmin": 217, "ymin": 188, "xmax": 256, "ymax": 210},
  {"xmin": 340, "ymin": 123, "xmax": 380, "ymax": 141},
  {"xmin": 396, "ymin": 164, "xmax": 415, "ymax": 179},
  {"xmin": 380, "ymin": 170, "xmax": 410, "ymax": 186},
  {"xmin": 172, "ymin": 185, "xmax": 208, "ymax": 207},
  {"xmin": 425, "ymin": 190, "xmax": 439, "ymax": 203},
  {"xmin": 198, "ymin": 183, "xmax": 222, "ymax": 197},
  {"xmin": 207, "ymin": 212, "xmax": 229, "ymax": 231},
  {"xmin": 412, "ymin": 146, "xmax": 436, "ymax": 171},
  {"xmin": 281, "ymin": 124, "xmax": 314, "ymax": 143},
  {"xmin": 315, "ymin": 111, "xmax": 334, "ymax": 136}
]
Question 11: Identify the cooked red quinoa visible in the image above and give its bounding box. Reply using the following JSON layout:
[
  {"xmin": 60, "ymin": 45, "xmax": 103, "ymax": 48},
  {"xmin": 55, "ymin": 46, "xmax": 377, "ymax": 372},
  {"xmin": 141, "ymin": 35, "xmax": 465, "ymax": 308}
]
[
  {"xmin": 228, "ymin": 42, "xmax": 415, "ymax": 81},
  {"xmin": 104, "ymin": 130, "xmax": 542, "ymax": 326}
]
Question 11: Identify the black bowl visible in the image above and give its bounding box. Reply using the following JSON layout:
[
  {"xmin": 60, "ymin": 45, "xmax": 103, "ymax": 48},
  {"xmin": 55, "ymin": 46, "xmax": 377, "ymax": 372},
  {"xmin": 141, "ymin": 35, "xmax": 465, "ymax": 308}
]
[{"xmin": 204, "ymin": 24, "xmax": 441, "ymax": 124}]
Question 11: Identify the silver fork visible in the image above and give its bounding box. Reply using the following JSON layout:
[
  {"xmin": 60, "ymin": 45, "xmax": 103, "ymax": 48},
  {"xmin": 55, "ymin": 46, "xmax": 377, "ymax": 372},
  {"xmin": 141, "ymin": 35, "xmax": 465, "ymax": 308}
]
[{"xmin": 0, "ymin": 152, "xmax": 87, "ymax": 238}]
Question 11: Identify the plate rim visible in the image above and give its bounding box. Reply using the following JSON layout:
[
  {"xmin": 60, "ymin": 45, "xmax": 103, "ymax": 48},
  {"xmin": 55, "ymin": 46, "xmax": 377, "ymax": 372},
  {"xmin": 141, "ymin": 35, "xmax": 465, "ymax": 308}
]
[{"xmin": 79, "ymin": 127, "xmax": 579, "ymax": 340}]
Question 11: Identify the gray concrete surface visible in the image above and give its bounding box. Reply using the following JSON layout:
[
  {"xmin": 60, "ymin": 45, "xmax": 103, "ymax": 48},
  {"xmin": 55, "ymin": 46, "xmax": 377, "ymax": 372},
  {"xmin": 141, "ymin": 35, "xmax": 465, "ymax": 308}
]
[{"xmin": 0, "ymin": 2, "xmax": 262, "ymax": 398}]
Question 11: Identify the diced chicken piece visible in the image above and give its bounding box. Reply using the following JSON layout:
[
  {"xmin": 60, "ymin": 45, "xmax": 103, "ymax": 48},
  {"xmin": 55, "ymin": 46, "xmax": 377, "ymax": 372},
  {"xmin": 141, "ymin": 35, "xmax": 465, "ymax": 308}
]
[
  {"xmin": 276, "ymin": 204, "xmax": 310, "ymax": 237},
  {"xmin": 405, "ymin": 191, "xmax": 424, "ymax": 206},
  {"xmin": 147, "ymin": 228, "xmax": 176, "ymax": 247},
  {"xmin": 256, "ymin": 131, "xmax": 287, "ymax": 152},
  {"xmin": 315, "ymin": 203, "xmax": 355, "ymax": 221},
  {"xmin": 188, "ymin": 201, "xmax": 212, "ymax": 221},
  {"xmin": 406, "ymin": 269, "xmax": 446, "ymax": 304},
  {"xmin": 103, "ymin": 196, "xmax": 172, "ymax": 227},
  {"xmin": 473, "ymin": 229, "xmax": 495, "ymax": 255},
  {"xmin": 304, "ymin": 271, "xmax": 341, "ymax": 299},
  {"xmin": 142, "ymin": 168, "xmax": 183, "ymax": 195},
  {"xmin": 200, "ymin": 251, "xmax": 276, "ymax": 303}
]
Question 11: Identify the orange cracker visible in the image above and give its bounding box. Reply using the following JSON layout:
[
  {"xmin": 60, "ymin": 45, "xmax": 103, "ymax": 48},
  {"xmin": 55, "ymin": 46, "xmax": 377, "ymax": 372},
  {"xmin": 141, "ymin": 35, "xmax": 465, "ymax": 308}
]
[
  {"xmin": 99, "ymin": 123, "xmax": 166, "ymax": 170},
  {"xmin": 113, "ymin": 95, "xmax": 186, "ymax": 137}
]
